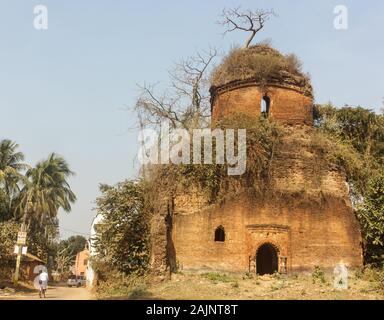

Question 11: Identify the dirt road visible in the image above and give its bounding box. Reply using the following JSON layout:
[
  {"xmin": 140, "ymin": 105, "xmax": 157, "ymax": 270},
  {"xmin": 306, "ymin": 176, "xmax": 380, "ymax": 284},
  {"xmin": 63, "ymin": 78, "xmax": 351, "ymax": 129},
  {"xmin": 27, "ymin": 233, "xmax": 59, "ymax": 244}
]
[{"xmin": 0, "ymin": 285, "xmax": 93, "ymax": 300}]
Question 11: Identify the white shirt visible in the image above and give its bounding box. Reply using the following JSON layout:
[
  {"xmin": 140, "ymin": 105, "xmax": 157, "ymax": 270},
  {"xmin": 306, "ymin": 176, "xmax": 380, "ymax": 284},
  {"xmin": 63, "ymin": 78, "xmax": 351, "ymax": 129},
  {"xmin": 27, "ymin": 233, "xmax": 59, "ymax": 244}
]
[{"xmin": 39, "ymin": 272, "xmax": 49, "ymax": 282}]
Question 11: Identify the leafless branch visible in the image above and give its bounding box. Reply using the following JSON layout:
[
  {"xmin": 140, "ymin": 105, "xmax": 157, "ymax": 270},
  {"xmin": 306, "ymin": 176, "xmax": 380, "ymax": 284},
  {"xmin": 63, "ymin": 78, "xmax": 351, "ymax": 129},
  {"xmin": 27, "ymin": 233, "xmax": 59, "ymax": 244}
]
[
  {"xmin": 135, "ymin": 48, "xmax": 218, "ymax": 130},
  {"xmin": 218, "ymin": 7, "xmax": 276, "ymax": 48}
]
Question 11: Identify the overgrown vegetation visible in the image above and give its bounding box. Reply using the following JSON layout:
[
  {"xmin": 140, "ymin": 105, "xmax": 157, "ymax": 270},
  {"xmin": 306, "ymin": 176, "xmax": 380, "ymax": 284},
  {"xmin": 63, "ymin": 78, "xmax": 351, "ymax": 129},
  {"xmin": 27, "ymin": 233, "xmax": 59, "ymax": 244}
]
[
  {"xmin": 0, "ymin": 221, "xmax": 19, "ymax": 279},
  {"xmin": 94, "ymin": 269, "xmax": 149, "ymax": 300},
  {"xmin": 313, "ymin": 104, "xmax": 384, "ymax": 265},
  {"xmin": 55, "ymin": 235, "xmax": 88, "ymax": 276},
  {"xmin": 357, "ymin": 173, "xmax": 384, "ymax": 265},
  {"xmin": 141, "ymin": 113, "xmax": 284, "ymax": 206},
  {"xmin": 201, "ymin": 272, "xmax": 236, "ymax": 283},
  {"xmin": 93, "ymin": 73, "xmax": 384, "ymax": 294},
  {"xmin": 210, "ymin": 44, "xmax": 312, "ymax": 96},
  {"xmin": 94, "ymin": 270, "xmax": 384, "ymax": 300},
  {"xmin": 92, "ymin": 14, "xmax": 384, "ymax": 294},
  {"xmin": 312, "ymin": 266, "xmax": 326, "ymax": 284},
  {"xmin": 92, "ymin": 181, "xmax": 150, "ymax": 276}
]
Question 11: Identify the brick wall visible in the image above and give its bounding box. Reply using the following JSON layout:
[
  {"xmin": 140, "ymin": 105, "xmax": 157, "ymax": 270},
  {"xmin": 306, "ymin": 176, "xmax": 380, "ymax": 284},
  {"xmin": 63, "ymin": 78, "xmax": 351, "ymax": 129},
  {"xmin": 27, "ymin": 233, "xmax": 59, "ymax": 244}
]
[
  {"xmin": 212, "ymin": 83, "xmax": 313, "ymax": 126},
  {"xmin": 149, "ymin": 83, "xmax": 363, "ymax": 275},
  {"xmin": 172, "ymin": 196, "xmax": 362, "ymax": 273},
  {"xmin": 170, "ymin": 127, "xmax": 363, "ymax": 273}
]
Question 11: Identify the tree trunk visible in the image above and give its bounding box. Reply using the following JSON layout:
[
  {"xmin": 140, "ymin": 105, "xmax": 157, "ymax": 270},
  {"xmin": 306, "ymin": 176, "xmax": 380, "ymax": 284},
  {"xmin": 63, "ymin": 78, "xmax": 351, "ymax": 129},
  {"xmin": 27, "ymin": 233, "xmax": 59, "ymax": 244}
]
[{"xmin": 244, "ymin": 30, "xmax": 257, "ymax": 48}]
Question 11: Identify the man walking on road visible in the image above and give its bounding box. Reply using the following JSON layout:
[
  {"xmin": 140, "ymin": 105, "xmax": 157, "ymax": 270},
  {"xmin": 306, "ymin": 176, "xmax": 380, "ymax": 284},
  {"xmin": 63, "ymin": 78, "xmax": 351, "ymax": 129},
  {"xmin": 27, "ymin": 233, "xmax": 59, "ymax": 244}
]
[{"xmin": 38, "ymin": 269, "xmax": 49, "ymax": 299}]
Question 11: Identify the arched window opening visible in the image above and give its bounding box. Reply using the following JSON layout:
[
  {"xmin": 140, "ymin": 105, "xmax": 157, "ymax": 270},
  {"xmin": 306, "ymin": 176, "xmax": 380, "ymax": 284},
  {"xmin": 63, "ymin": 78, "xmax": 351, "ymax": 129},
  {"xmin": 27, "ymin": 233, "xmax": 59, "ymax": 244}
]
[
  {"xmin": 261, "ymin": 96, "xmax": 271, "ymax": 117},
  {"xmin": 214, "ymin": 226, "xmax": 225, "ymax": 242}
]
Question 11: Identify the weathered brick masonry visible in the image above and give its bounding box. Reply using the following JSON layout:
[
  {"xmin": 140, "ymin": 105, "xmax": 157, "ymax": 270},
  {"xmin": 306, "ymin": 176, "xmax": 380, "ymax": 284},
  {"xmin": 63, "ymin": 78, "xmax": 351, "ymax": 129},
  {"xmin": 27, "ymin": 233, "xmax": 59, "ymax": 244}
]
[
  {"xmin": 211, "ymin": 80, "xmax": 313, "ymax": 126},
  {"xmin": 171, "ymin": 124, "xmax": 363, "ymax": 273},
  {"xmin": 150, "ymin": 49, "xmax": 363, "ymax": 275}
]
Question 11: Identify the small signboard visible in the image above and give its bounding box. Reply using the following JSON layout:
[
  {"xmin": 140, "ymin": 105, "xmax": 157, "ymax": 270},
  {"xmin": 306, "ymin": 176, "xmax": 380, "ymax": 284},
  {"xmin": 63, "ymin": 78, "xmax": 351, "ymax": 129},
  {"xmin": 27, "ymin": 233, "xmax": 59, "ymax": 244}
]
[
  {"xmin": 14, "ymin": 245, "xmax": 28, "ymax": 255},
  {"xmin": 17, "ymin": 231, "xmax": 27, "ymax": 245}
]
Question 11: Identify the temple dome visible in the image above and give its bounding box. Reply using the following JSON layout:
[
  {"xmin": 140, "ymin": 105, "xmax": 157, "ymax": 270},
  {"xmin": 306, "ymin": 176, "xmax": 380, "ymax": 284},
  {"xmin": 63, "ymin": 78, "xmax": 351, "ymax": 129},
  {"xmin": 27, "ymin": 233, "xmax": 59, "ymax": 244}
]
[{"xmin": 210, "ymin": 44, "xmax": 313, "ymax": 97}]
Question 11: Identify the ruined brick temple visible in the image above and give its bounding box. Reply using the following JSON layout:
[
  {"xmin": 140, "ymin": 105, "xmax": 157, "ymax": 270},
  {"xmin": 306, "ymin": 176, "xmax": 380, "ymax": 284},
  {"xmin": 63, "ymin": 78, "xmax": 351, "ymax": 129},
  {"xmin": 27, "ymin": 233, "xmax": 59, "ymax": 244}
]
[{"xmin": 150, "ymin": 46, "xmax": 363, "ymax": 275}]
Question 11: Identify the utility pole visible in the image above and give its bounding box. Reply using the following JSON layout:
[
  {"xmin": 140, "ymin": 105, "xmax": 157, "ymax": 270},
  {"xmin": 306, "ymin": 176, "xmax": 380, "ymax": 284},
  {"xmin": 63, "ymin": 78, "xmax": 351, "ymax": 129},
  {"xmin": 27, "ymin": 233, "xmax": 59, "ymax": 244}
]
[
  {"xmin": 13, "ymin": 224, "xmax": 27, "ymax": 285},
  {"xmin": 13, "ymin": 198, "xmax": 30, "ymax": 285},
  {"xmin": 14, "ymin": 251, "xmax": 22, "ymax": 285}
]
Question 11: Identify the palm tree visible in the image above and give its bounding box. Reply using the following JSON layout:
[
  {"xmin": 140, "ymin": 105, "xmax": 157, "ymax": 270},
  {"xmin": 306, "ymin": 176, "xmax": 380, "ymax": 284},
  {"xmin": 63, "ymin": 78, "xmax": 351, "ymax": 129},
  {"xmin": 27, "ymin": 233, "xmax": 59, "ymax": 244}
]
[
  {"xmin": 16, "ymin": 153, "xmax": 76, "ymax": 228},
  {"xmin": 13, "ymin": 153, "xmax": 76, "ymax": 284},
  {"xmin": 0, "ymin": 139, "xmax": 28, "ymax": 216}
]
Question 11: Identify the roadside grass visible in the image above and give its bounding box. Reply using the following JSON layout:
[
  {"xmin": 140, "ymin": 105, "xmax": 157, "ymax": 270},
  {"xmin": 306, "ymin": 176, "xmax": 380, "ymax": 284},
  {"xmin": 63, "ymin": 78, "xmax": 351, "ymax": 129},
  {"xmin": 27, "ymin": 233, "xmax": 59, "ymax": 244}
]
[
  {"xmin": 312, "ymin": 266, "xmax": 327, "ymax": 285},
  {"xmin": 95, "ymin": 273, "xmax": 151, "ymax": 300},
  {"xmin": 201, "ymin": 272, "xmax": 237, "ymax": 283},
  {"xmin": 94, "ymin": 267, "xmax": 384, "ymax": 300}
]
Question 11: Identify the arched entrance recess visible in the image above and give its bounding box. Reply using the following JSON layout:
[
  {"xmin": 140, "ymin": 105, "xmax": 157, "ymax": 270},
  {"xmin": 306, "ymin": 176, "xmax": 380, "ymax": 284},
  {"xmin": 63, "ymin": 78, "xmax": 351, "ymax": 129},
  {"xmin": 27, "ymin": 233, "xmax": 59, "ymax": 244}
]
[{"xmin": 256, "ymin": 243, "xmax": 279, "ymax": 275}]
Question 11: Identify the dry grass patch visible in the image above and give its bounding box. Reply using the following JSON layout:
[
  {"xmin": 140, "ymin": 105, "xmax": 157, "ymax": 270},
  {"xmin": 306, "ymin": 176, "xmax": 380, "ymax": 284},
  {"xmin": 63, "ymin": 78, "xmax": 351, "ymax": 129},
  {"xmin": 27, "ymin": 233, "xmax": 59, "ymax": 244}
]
[
  {"xmin": 130, "ymin": 269, "xmax": 384, "ymax": 300},
  {"xmin": 210, "ymin": 44, "xmax": 312, "ymax": 96}
]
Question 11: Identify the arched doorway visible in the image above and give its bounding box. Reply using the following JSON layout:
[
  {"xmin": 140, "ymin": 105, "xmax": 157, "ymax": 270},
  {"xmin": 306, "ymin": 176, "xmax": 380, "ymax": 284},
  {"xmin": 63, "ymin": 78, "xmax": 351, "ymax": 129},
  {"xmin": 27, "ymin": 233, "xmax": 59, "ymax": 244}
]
[{"xmin": 256, "ymin": 243, "xmax": 278, "ymax": 275}]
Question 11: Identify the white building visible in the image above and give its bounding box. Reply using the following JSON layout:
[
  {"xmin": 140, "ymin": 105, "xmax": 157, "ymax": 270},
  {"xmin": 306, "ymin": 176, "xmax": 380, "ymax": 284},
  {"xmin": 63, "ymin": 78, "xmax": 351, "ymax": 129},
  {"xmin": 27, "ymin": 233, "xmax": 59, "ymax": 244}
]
[{"xmin": 86, "ymin": 213, "xmax": 104, "ymax": 287}]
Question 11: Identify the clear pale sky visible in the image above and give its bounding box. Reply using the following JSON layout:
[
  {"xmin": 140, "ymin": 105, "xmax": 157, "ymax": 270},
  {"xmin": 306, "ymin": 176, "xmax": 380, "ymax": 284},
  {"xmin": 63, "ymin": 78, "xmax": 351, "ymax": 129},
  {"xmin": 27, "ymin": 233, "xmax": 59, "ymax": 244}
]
[{"xmin": 1, "ymin": 0, "xmax": 383, "ymax": 239}]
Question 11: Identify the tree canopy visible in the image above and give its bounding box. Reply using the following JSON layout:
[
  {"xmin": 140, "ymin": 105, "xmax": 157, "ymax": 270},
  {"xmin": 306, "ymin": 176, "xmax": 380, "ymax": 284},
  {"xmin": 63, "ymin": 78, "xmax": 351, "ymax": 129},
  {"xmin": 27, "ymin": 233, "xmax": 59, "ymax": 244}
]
[
  {"xmin": 93, "ymin": 181, "xmax": 149, "ymax": 275},
  {"xmin": 314, "ymin": 104, "xmax": 384, "ymax": 265},
  {"xmin": 0, "ymin": 139, "xmax": 76, "ymax": 272},
  {"xmin": 55, "ymin": 235, "xmax": 88, "ymax": 273}
]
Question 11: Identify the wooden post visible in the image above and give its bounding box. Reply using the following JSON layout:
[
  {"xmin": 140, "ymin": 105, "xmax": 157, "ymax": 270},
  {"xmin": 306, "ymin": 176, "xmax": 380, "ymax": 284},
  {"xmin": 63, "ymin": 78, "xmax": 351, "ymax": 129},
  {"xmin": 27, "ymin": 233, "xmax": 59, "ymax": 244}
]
[
  {"xmin": 13, "ymin": 224, "xmax": 27, "ymax": 285},
  {"xmin": 13, "ymin": 249, "xmax": 22, "ymax": 285}
]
